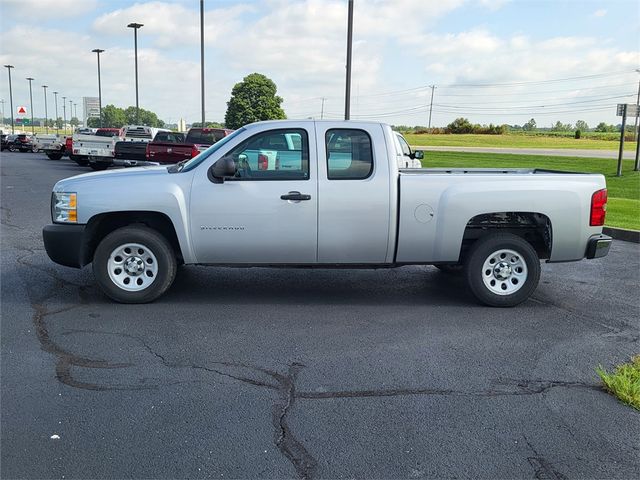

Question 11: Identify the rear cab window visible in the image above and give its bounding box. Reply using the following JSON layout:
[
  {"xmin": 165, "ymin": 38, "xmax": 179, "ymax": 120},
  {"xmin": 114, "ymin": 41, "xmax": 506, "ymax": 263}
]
[{"xmin": 325, "ymin": 129, "xmax": 373, "ymax": 180}]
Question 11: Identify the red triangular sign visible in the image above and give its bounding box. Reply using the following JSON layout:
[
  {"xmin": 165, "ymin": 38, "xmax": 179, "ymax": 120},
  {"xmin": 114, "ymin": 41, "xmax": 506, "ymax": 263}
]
[{"xmin": 17, "ymin": 106, "xmax": 27, "ymax": 114}]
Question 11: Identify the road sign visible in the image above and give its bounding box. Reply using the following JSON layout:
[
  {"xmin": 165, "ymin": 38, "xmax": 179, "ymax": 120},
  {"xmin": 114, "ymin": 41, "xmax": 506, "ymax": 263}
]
[
  {"xmin": 15, "ymin": 118, "xmax": 29, "ymax": 125},
  {"xmin": 617, "ymin": 103, "xmax": 639, "ymax": 117},
  {"xmin": 16, "ymin": 106, "xmax": 27, "ymax": 115}
]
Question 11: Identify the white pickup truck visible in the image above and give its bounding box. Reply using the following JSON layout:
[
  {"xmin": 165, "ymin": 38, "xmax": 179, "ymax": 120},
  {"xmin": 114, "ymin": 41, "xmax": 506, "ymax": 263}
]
[
  {"xmin": 71, "ymin": 128, "xmax": 123, "ymax": 170},
  {"xmin": 43, "ymin": 120, "xmax": 611, "ymax": 306}
]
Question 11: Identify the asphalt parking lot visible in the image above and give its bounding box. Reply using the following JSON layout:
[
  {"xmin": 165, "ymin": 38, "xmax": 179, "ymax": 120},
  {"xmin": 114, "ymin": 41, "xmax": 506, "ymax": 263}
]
[{"xmin": 1, "ymin": 151, "xmax": 639, "ymax": 479}]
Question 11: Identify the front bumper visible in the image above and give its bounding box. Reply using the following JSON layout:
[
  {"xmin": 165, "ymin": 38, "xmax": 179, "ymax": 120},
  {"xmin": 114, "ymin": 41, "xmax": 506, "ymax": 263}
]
[
  {"xmin": 586, "ymin": 234, "xmax": 612, "ymax": 259},
  {"xmin": 42, "ymin": 224, "xmax": 87, "ymax": 268}
]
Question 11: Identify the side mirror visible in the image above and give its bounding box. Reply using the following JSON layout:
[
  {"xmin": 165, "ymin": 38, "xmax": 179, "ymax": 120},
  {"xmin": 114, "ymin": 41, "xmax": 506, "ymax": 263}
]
[
  {"xmin": 208, "ymin": 156, "xmax": 236, "ymax": 183},
  {"xmin": 412, "ymin": 150, "xmax": 424, "ymax": 160}
]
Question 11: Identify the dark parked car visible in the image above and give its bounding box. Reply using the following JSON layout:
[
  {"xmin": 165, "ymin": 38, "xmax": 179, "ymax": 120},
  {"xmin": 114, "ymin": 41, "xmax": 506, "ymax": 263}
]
[
  {"xmin": 1, "ymin": 133, "xmax": 8, "ymax": 151},
  {"xmin": 7, "ymin": 134, "xmax": 36, "ymax": 152}
]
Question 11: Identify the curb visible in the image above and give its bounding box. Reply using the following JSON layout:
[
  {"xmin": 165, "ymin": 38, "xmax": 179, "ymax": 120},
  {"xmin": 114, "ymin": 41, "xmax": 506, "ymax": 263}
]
[{"xmin": 603, "ymin": 227, "xmax": 640, "ymax": 244}]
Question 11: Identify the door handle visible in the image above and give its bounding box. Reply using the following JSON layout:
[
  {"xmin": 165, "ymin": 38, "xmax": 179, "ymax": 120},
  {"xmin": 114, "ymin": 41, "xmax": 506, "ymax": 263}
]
[{"xmin": 280, "ymin": 191, "xmax": 311, "ymax": 201}]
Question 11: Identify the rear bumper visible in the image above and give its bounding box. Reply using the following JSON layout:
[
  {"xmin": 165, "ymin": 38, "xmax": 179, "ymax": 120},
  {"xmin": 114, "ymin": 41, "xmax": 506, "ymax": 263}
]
[
  {"xmin": 42, "ymin": 224, "xmax": 87, "ymax": 268},
  {"xmin": 586, "ymin": 234, "xmax": 612, "ymax": 259}
]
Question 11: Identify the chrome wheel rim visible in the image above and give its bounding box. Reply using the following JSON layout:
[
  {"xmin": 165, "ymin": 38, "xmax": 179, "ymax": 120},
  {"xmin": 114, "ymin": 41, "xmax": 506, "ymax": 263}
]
[
  {"xmin": 107, "ymin": 242, "xmax": 158, "ymax": 292},
  {"xmin": 481, "ymin": 248, "xmax": 527, "ymax": 295}
]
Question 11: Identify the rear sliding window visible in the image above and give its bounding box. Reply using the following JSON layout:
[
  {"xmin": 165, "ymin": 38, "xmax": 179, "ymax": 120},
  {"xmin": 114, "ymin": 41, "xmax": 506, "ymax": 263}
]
[
  {"xmin": 186, "ymin": 130, "xmax": 227, "ymax": 144},
  {"xmin": 154, "ymin": 132, "xmax": 185, "ymax": 143},
  {"xmin": 325, "ymin": 129, "xmax": 373, "ymax": 180}
]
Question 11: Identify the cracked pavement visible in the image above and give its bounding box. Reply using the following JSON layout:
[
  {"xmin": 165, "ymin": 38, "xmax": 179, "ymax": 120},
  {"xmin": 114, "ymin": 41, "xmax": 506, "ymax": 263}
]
[{"xmin": 2, "ymin": 152, "xmax": 639, "ymax": 479}]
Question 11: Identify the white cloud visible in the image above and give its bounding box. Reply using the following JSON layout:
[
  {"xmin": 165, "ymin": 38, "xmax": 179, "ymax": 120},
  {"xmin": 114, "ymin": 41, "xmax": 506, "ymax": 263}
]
[
  {"xmin": 592, "ymin": 9, "xmax": 607, "ymax": 17},
  {"xmin": 1, "ymin": 0, "xmax": 99, "ymax": 21}
]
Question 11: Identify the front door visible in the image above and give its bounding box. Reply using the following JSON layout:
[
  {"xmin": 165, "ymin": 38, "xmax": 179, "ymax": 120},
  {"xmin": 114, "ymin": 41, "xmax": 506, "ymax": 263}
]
[{"xmin": 189, "ymin": 127, "xmax": 318, "ymax": 264}]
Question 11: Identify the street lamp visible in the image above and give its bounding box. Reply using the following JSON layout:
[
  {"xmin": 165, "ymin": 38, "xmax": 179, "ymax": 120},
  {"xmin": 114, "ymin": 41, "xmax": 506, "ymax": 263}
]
[
  {"xmin": 62, "ymin": 96, "xmax": 67, "ymax": 134},
  {"xmin": 26, "ymin": 77, "xmax": 35, "ymax": 134},
  {"xmin": 43, "ymin": 86, "xmax": 49, "ymax": 134},
  {"xmin": 200, "ymin": 0, "xmax": 205, "ymax": 127},
  {"xmin": 127, "ymin": 22, "xmax": 143, "ymax": 124},
  {"xmin": 4, "ymin": 65, "xmax": 15, "ymax": 134},
  {"xmin": 69, "ymin": 99, "xmax": 73, "ymax": 130},
  {"xmin": 53, "ymin": 91, "xmax": 58, "ymax": 134},
  {"xmin": 344, "ymin": 0, "xmax": 354, "ymax": 120},
  {"xmin": 74, "ymin": 102, "xmax": 77, "ymax": 121},
  {"xmin": 92, "ymin": 48, "xmax": 104, "ymax": 127}
]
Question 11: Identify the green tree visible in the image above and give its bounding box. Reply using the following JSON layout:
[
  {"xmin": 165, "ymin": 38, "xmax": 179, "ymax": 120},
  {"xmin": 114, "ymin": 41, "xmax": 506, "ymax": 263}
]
[
  {"xmin": 55, "ymin": 117, "xmax": 63, "ymax": 129},
  {"xmin": 70, "ymin": 117, "xmax": 79, "ymax": 127},
  {"xmin": 100, "ymin": 105, "xmax": 127, "ymax": 127},
  {"xmin": 224, "ymin": 73, "xmax": 286, "ymax": 129},
  {"xmin": 446, "ymin": 117, "xmax": 475, "ymax": 134},
  {"xmin": 575, "ymin": 120, "xmax": 589, "ymax": 131},
  {"xmin": 124, "ymin": 106, "xmax": 165, "ymax": 127},
  {"xmin": 522, "ymin": 118, "xmax": 537, "ymax": 131},
  {"xmin": 595, "ymin": 122, "xmax": 615, "ymax": 133},
  {"xmin": 551, "ymin": 120, "xmax": 572, "ymax": 131},
  {"xmin": 191, "ymin": 121, "xmax": 225, "ymax": 128}
]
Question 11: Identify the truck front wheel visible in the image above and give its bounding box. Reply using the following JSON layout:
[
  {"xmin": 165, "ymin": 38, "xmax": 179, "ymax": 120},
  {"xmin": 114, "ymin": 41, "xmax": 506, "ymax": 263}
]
[
  {"xmin": 93, "ymin": 226, "xmax": 177, "ymax": 303},
  {"xmin": 464, "ymin": 233, "xmax": 540, "ymax": 307}
]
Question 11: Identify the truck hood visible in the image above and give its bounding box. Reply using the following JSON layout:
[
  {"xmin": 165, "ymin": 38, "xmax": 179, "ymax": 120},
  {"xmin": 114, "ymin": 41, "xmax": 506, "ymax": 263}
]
[{"xmin": 53, "ymin": 166, "xmax": 169, "ymax": 192}]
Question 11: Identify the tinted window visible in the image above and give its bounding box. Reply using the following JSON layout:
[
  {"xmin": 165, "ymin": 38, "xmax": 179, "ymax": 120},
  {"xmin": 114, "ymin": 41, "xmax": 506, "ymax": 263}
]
[
  {"xmin": 95, "ymin": 130, "xmax": 120, "ymax": 137},
  {"xmin": 326, "ymin": 129, "xmax": 373, "ymax": 180},
  {"xmin": 186, "ymin": 129, "xmax": 227, "ymax": 145},
  {"xmin": 225, "ymin": 129, "xmax": 309, "ymax": 181},
  {"xmin": 154, "ymin": 132, "xmax": 185, "ymax": 143}
]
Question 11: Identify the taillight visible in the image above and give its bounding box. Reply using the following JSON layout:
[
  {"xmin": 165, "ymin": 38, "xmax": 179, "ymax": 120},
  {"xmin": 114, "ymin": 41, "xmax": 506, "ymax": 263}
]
[
  {"xmin": 258, "ymin": 153, "xmax": 268, "ymax": 170},
  {"xmin": 590, "ymin": 188, "xmax": 607, "ymax": 226},
  {"xmin": 191, "ymin": 145, "xmax": 199, "ymax": 158},
  {"xmin": 145, "ymin": 143, "xmax": 150, "ymax": 159}
]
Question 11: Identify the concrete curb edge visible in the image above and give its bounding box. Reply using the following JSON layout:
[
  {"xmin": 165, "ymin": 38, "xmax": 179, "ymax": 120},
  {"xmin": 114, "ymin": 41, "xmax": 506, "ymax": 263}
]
[{"xmin": 603, "ymin": 227, "xmax": 640, "ymax": 244}]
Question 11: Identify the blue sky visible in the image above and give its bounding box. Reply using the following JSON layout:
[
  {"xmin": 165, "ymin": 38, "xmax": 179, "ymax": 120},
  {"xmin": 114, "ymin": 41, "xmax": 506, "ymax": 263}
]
[{"xmin": 1, "ymin": 0, "xmax": 638, "ymax": 127}]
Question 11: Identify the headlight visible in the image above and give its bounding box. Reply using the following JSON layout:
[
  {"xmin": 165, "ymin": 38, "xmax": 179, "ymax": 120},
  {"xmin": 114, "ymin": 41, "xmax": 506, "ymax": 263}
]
[{"xmin": 52, "ymin": 192, "xmax": 77, "ymax": 223}]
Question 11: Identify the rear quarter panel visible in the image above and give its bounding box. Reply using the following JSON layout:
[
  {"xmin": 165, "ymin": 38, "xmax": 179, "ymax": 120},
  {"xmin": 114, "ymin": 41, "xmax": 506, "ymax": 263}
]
[{"xmin": 396, "ymin": 172, "xmax": 606, "ymax": 263}]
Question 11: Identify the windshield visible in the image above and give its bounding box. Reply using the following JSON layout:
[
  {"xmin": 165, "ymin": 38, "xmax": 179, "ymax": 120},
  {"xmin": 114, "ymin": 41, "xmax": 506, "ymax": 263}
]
[{"xmin": 181, "ymin": 128, "xmax": 245, "ymax": 172}]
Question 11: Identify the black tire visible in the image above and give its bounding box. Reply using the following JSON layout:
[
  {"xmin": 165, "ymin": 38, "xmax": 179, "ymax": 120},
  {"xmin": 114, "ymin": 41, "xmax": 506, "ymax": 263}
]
[
  {"xmin": 47, "ymin": 152, "xmax": 63, "ymax": 160},
  {"xmin": 93, "ymin": 225, "xmax": 177, "ymax": 303},
  {"xmin": 89, "ymin": 163, "xmax": 109, "ymax": 171},
  {"xmin": 464, "ymin": 233, "xmax": 540, "ymax": 307},
  {"xmin": 9, "ymin": 145, "xmax": 17, "ymax": 152},
  {"xmin": 435, "ymin": 264, "xmax": 464, "ymax": 275}
]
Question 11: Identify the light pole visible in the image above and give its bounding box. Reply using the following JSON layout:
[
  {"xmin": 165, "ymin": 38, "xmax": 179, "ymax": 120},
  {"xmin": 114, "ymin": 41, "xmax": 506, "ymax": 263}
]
[
  {"xmin": 633, "ymin": 68, "xmax": 640, "ymax": 143},
  {"xmin": 0, "ymin": 99, "xmax": 5, "ymax": 126},
  {"xmin": 200, "ymin": 0, "xmax": 205, "ymax": 127},
  {"xmin": 62, "ymin": 96, "xmax": 67, "ymax": 134},
  {"xmin": 74, "ymin": 102, "xmax": 78, "ymax": 121},
  {"xmin": 53, "ymin": 91, "xmax": 58, "ymax": 134},
  {"xmin": 127, "ymin": 22, "xmax": 143, "ymax": 124},
  {"xmin": 4, "ymin": 65, "xmax": 15, "ymax": 134},
  {"xmin": 92, "ymin": 48, "xmax": 104, "ymax": 127},
  {"xmin": 344, "ymin": 0, "xmax": 353, "ymax": 120},
  {"xmin": 43, "ymin": 86, "xmax": 49, "ymax": 134},
  {"xmin": 26, "ymin": 77, "xmax": 35, "ymax": 134},
  {"xmin": 69, "ymin": 99, "xmax": 73, "ymax": 131}
]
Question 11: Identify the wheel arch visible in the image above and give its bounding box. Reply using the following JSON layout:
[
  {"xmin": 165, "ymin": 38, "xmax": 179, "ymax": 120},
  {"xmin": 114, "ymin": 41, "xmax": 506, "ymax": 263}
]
[
  {"xmin": 82, "ymin": 211, "xmax": 184, "ymax": 266},
  {"xmin": 458, "ymin": 211, "xmax": 552, "ymax": 263}
]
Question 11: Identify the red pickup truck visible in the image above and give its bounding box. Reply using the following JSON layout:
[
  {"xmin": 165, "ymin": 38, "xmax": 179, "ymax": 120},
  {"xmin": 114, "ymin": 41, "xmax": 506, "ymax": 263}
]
[{"xmin": 146, "ymin": 127, "xmax": 233, "ymax": 164}]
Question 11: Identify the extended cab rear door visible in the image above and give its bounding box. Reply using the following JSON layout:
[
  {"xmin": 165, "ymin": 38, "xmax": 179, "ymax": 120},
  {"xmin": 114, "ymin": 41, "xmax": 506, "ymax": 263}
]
[{"xmin": 316, "ymin": 123, "xmax": 392, "ymax": 263}]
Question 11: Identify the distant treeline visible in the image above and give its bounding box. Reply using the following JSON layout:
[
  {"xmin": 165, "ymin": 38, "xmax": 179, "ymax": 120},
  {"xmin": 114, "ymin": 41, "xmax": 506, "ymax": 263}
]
[{"xmin": 393, "ymin": 117, "xmax": 635, "ymax": 136}]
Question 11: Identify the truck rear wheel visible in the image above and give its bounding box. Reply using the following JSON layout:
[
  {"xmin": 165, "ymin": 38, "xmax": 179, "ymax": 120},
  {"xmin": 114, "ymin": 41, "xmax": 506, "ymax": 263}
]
[
  {"xmin": 464, "ymin": 233, "xmax": 540, "ymax": 307},
  {"xmin": 89, "ymin": 163, "xmax": 109, "ymax": 171},
  {"xmin": 93, "ymin": 226, "xmax": 177, "ymax": 303},
  {"xmin": 47, "ymin": 152, "xmax": 63, "ymax": 160}
]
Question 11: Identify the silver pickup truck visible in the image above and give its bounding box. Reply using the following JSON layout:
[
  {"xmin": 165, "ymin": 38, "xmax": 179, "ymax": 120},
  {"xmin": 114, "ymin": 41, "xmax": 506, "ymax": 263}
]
[{"xmin": 43, "ymin": 120, "xmax": 611, "ymax": 306}]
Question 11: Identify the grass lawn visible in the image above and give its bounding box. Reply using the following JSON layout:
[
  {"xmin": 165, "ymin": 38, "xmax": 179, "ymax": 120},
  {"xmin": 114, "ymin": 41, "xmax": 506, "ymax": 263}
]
[
  {"xmin": 405, "ymin": 133, "xmax": 637, "ymax": 151},
  {"xmin": 419, "ymin": 151, "xmax": 640, "ymax": 230}
]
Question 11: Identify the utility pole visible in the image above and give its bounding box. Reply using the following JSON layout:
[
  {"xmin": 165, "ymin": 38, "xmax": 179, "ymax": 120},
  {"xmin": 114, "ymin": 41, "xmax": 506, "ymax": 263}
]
[
  {"xmin": 127, "ymin": 23, "xmax": 144, "ymax": 124},
  {"xmin": 92, "ymin": 49, "xmax": 104, "ymax": 127},
  {"xmin": 62, "ymin": 96, "xmax": 67, "ymax": 135},
  {"xmin": 200, "ymin": 0, "xmax": 205, "ymax": 127},
  {"xmin": 0, "ymin": 99, "xmax": 5, "ymax": 127},
  {"xmin": 4, "ymin": 65, "xmax": 15, "ymax": 134},
  {"xmin": 320, "ymin": 97, "xmax": 326, "ymax": 119},
  {"xmin": 634, "ymin": 69, "xmax": 640, "ymax": 142},
  {"xmin": 344, "ymin": 0, "xmax": 354, "ymax": 120},
  {"xmin": 617, "ymin": 104, "xmax": 627, "ymax": 177},
  {"xmin": 53, "ymin": 91, "xmax": 58, "ymax": 134},
  {"xmin": 26, "ymin": 77, "xmax": 35, "ymax": 134},
  {"xmin": 43, "ymin": 86, "xmax": 49, "ymax": 134},
  {"xmin": 428, "ymin": 85, "xmax": 436, "ymax": 129}
]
